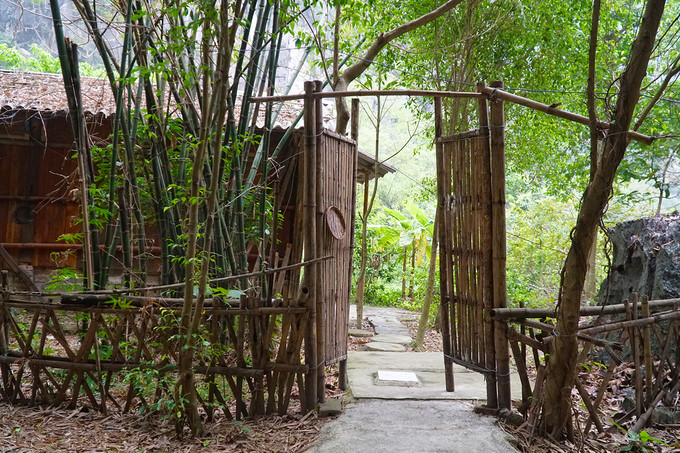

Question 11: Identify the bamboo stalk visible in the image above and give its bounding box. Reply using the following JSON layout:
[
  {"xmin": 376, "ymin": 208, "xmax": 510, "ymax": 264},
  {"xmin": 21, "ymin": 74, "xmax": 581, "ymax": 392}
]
[
  {"xmin": 435, "ymin": 96, "xmax": 454, "ymax": 392},
  {"xmin": 642, "ymin": 296, "xmax": 653, "ymax": 403},
  {"xmin": 303, "ymin": 81, "xmax": 318, "ymax": 410},
  {"xmin": 478, "ymin": 86, "xmax": 654, "ymax": 145},
  {"xmin": 492, "ymin": 298, "xmax": 680, "ymax": 319},
  {"xmin": 578, "ymin": 307, "xmax": 680, "ymax": 335},
  {"xmin": 490, "ymin": 81, "xmax": 510, "ymax": 410},
  {"xmin": 252, "ymin": 89, "xmax": 483, "ymax": 102}
]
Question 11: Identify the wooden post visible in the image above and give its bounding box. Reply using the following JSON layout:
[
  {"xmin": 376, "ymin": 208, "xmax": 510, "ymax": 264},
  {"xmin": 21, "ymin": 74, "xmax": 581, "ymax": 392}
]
[
  {"xmin": 477, "ymin": 82, "xmax": 498, "ymax": 408},
  {"xmin": 313, "ymin": 80, "xmax": 326, "ymax": 404},
  {"xmin": 489, "ymin": 80, "xmax": 511, "ymax": 410},
  {"xmin": 435, "ymin": 96, "xmax": 454, "ymax": 392},
  {"xmin": 631, "ymin": 292, "xmax": 642, "ymax": 417},
  {"xmin": 303, "ymin": 81, "xmax": 318, "ymax": 411},
  {"xmin": 0, "ymin": 271, "xmax": 8, "ymax": 354},
  {"xmin": 642, "ymin": 295, "xmax": 653, "ymax": 404}
]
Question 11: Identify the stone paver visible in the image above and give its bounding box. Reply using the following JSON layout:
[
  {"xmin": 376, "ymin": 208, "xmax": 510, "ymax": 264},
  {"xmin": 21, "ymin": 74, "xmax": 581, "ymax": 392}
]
[
  {"xmin": 348, "ymin": 328, "xmax": 374, "ymax": 337},
  {"xmin": 364, "ymin": 342, "xmax": 406, "ymax": 352},
  {"xmin": 370, "ymin": 333, "xmax": 412, "ymax": 345}
]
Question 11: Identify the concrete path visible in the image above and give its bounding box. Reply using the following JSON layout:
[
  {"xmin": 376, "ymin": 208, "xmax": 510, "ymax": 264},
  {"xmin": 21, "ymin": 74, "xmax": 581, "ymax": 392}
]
[
  {"xmin": 309, "ymin": 305, "xmax": 520, "ymax": 452},
  {"xmin": 308, "ymin": 400, "xmax": 518, "ymax": 453}
]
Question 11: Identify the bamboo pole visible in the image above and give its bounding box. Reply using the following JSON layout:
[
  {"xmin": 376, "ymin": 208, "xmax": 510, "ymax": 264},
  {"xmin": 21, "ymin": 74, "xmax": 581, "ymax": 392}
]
[
  {"xmin": 252, "ymin": 90, "xmax": 483, "ymax": 102},
  {"xmin": 477, "ymin": 82, "xmax": 497, "ymax": 407},
  {"xmin": 642, "ymin": 296, "xmax": 653, "ymax": 403},
  {"xmin": 435, "ymin": 97, "xmax": 454, "ymax": 392},
  {"xmin": 490, "ymin": 81, "xmax": 510, "ymax": 410},
  {"xmin": 314, "ymin": 80, "xmax": 326, "ymax": 404},
  {"xmin": 303, "ymin": 81, "xmax": 318, "ymax": 410},
  {"xmin": 492, "ymin": 298, "xmax": 680, "ymax": 319},
  {"xmin": 478, "ymin": 86, "xmax": 654, "ymax": 145},
  {"xmin": 578, "ymin": 306, "xmax": 680, "ymax": 335}
]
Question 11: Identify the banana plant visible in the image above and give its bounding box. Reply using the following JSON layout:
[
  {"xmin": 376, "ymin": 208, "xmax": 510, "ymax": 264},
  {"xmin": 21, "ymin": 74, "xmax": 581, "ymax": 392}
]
[{"xmin": 369, "ymin": 202, "xmax": 433, "ymax": 299}]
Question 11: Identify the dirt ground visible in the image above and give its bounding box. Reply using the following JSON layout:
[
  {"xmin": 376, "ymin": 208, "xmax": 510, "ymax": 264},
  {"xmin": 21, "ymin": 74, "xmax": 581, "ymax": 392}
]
[{"xmin": 2, "ymin": 307, "xmax": 680, "ymax": 452}]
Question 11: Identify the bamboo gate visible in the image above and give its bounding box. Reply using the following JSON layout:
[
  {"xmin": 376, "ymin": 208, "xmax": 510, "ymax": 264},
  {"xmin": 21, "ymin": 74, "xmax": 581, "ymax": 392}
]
[
  {"xmin": 2, "ymin": 80, "xmax": 675, "ymax": 430},
  {"xmin": 434, "ymin": 82, "xmax": 511, "ymax": 409}
]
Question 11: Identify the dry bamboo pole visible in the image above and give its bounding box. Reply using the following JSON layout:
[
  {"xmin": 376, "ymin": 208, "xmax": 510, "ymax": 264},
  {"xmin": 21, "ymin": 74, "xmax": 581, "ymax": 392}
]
[
  {"xmin": 492, "ymin": 298, "xmax": 680, "ymax": 319},
  {"xmin": 642, "ymin": 296, "xmax": 653, "ymax": 403},
  {"xmin": 252, "ymin": 90, "xmax": 483, "ymax": 102},
  {"xmin": 474, "ymin": 138, "xmax": 485, "ymax": 366},
  {"xmin": 489, "ymin": 81, "xmax": 510, "ymax": 410},
  {"xmin": 654, "ymin": 321, "xmax": 677, "ymax": 395},
  {"xmin": 478, "ymin": 86, "xmax": 654, "ymax": 145},
  {"xmin": 303, "ymin": 81, "xmax": 318, "ymax": 410},
  {"xmin": 455, "ymin": 140, "xmax": 465, "ymax": 360},
  {"xmin": 435, "ymin": 97, "xmax": 454, "ymax": 392},
  {"xmin": 576, "ymin": 309, "xmax": 680, "ymax": 335},
  {"xmin": 627, "ymin": 295, "xmax": 643, "ymax": 419},
  {"xmin": 508, "ymin": 334, "xmax": 532, "ymax": 403},
  {"xmin": 314, "ymin": 80, "xmax": 326, "ymax": 404},
  {"xmin": 574, "ymin": 378, "xmax": 604, "ymax": 433},
  {"xmin": 508, "ymin": 328, "xmax": 547, "ymax": 352},
  {"xmin": 457, "ymin": 142, "xmax": 468, "ymax": 361}
]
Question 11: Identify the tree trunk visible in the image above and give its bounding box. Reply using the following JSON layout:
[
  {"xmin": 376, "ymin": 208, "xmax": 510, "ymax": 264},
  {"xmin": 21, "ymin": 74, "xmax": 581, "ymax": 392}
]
[
  {"xmin": 543, "ymin": 0, "xmax": 666, "ymax": 438},
  {"xmin": 402, "ymin": 245, "xmax": 408, "ymax": 299},
  {"xmin": 416, "ymin": 209, "xmax": 439, "ymax": 349}
]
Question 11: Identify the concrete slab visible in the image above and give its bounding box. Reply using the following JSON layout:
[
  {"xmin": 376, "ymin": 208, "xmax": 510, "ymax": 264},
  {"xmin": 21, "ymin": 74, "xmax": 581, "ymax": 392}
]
[
  {"xmin": 318, "ymin": 398, "xmax": 343, "ymax": 417},
  {"xmin": 371, "ymin": 333, "xmax": 412, "ymax": 345},
  {"xmin": 308, "ymin": 400, "xmax": 519, "ymax": 453},
  {"xmin": 375, "ymin": 370, "xmax": 420, "ymax": 387},
  {"xmin": 347, "ymin": 351, "xmax": 523, "ymax": 401},
  {"xmin": 364, "ymin": 342, "xmax": 406, "ymax": 352},
  {"xmin": 348, "ymin": 328, "xmax": 374, "ymax": 337}
]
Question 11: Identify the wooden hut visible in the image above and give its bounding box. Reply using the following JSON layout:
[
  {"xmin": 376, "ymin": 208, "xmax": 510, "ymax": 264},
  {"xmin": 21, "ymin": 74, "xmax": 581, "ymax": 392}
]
[{"xmin": 0, "ymin": 70, "xmax": 395, "ymax": 301}]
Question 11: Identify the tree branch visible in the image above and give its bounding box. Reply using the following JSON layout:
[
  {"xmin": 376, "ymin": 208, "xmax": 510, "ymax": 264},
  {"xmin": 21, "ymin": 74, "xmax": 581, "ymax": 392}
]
[{"xmin": 334, "ymin": 0, "xmax": 463, "ymax": 133}]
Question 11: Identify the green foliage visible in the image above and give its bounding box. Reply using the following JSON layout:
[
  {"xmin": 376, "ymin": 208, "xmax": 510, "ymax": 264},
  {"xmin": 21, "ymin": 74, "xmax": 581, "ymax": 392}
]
[
  {"xmin": 613, "ymin": 423, "xmax": 667, "ymax": 453},
  {"xmin": 45, "ymin": 268, "xmax": 84, "ymax": 293},
  {"xmin": 0, "ymin": 43, "xmax": 104, "ymax": 76}
]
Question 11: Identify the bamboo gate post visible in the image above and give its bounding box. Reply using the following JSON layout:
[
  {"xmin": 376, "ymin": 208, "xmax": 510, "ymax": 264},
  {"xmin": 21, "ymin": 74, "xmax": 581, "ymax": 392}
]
[
  {"xmin": 313, "ymin": 80, "xmax": 326, "ymax": 404},
  {"xmin": 489, "ymin": 80, "xmax": 511, "ymax": 410},
  {"xmin": 434, "ymin": 96, "xmax": 455, "ymax": 392},
  {"xmin": 477, "ymin": 82, "xmax": 498, "ymax": 408},
  {"xmin": 303, "ymin": 81, "xmax": 318, "ymax": 410}
]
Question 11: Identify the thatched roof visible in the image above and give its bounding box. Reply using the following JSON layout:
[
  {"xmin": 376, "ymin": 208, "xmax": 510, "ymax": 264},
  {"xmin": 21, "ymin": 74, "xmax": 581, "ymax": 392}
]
[
  {"xmin": 0, "ymin": 70, "xmax": 306, "ymax": 128},
  {"xmin": 0, "ymin": 70, "xmax": 114, "ymax": 116}
]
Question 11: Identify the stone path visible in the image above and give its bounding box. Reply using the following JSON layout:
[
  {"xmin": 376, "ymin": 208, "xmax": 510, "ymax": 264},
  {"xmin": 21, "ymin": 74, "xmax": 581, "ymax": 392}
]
[{"xmin": 309, "ymin": 305, "xmax": 520, "ymax": 452}]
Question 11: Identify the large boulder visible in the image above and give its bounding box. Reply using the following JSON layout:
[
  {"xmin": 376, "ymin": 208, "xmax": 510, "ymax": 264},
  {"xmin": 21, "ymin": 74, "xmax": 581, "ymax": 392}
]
[{"xmin": 598, "ymin": 214, "xmax": 680, "ymax": 305}]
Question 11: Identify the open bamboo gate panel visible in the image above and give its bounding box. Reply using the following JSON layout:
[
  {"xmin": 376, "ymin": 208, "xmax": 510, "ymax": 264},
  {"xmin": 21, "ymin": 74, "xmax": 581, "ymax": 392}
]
[
  {"xmin": 435, "ymin": 85, "xmax": 511, "ymax": 409},
  {"xmin": 316, "ymin": 130, "xmax": 356, "ymax": 366}
]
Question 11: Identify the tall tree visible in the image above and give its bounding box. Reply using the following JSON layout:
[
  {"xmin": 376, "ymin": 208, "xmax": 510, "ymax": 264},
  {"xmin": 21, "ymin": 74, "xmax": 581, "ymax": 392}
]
[{"xmin": 543, "ymin": 0, "xmax": 667, "ymax": 438}]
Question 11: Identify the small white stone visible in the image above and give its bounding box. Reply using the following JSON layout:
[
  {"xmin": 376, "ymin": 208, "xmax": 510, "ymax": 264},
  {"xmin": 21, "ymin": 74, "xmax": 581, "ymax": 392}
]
[{"xmin": 374, "ymin": 370, "xmax": 421, "ymax": 387}]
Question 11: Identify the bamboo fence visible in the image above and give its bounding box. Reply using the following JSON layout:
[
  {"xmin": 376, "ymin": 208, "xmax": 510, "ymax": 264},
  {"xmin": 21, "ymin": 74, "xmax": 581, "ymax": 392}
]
[
  {"xmin": 498, "ymin": 293, "xmax": 680, "ymax": 434},
  {"xmin": 0, "ymin": 286, "xmax": 310, "ymax": 419}
]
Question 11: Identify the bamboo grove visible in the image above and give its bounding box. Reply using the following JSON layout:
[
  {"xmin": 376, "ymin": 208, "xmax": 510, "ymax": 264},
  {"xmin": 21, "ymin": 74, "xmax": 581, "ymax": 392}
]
[{"xmin": 45, "ymin": 0, "xmax": 311, "ymax": 435}]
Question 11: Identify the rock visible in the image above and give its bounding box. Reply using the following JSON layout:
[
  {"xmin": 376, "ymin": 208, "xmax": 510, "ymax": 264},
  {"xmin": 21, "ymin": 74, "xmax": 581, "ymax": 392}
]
[
  {"xmin": 363, "ymin": 342, "xmax": 406, "ymax": 352},
  {"xmin": 318, "ymin": 398, "xmax": 343, "ymax": 417},
  {"xmin": 620, "ymin": 388, "xmax": 636, "ymax": 413},
  {"xmin": 348, "ymin": 329, "xmax": 374, "ymax": 338},
  {"xmin": 651, "ymin": 407, "xmax": 680, "ymax": 425},
  {"xmin": 370, "ymin": 334, "xmax": 412, "ymax": 345},
  {"xmin": 599, "ymin": 215, "xmax": 680, "ymax": 305}
]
